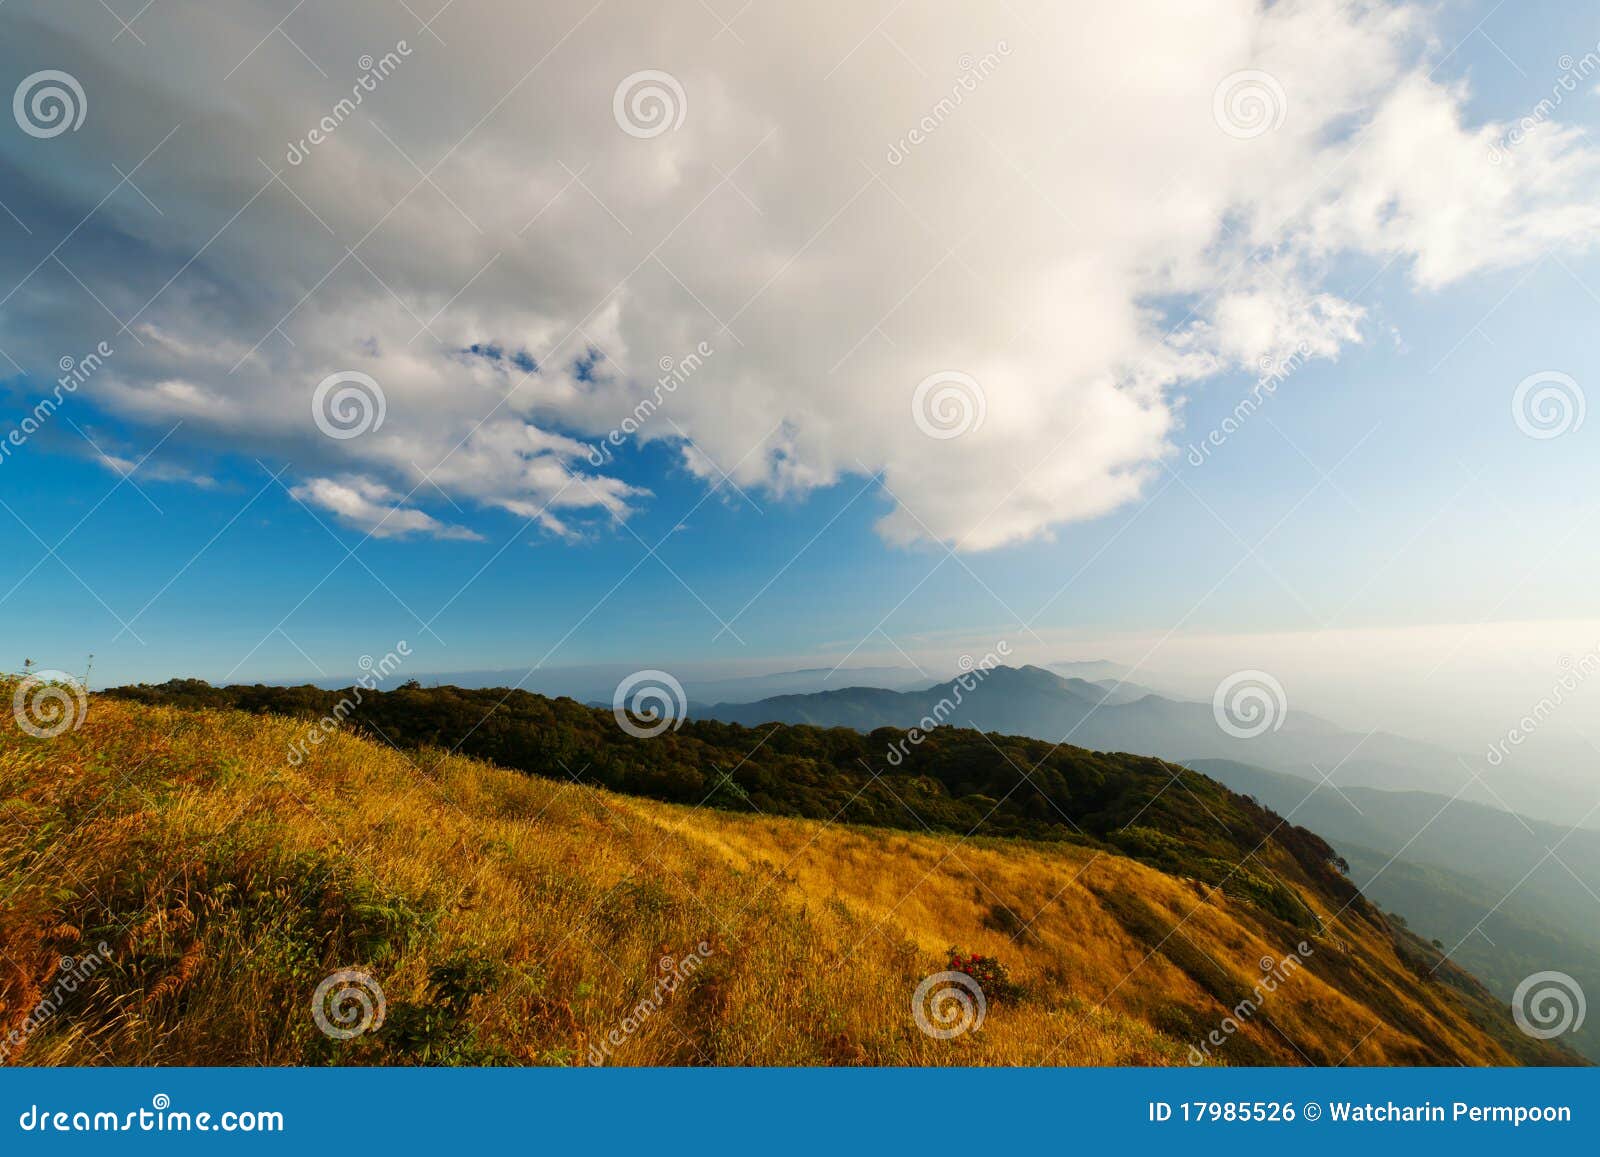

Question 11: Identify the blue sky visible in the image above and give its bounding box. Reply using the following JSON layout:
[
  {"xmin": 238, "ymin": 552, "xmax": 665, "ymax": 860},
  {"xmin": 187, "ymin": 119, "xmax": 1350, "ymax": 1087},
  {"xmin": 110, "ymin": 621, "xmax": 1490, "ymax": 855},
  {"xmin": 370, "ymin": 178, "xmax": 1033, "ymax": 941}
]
[
  {"xmin": 8, "ymin": 251, "xmax": 1597, "ymax": 700},
  {"xmin": 2, "ymin": 0, "xmax": 1599, "ymax": 742}
]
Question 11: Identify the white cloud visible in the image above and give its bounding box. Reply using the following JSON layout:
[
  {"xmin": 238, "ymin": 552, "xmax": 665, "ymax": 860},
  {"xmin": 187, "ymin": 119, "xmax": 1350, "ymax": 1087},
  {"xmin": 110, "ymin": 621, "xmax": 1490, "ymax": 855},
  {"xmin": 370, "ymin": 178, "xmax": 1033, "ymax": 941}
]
[
  {"xmin": 3, "ymin": 0, "xmax": 1598, "ymax": 550},
  {"xmin": 93, "ymin": 449, "xmax": 216, "ymax": 489},
  {"xmin": 289, "ymin": 475, "xmax": 483, "ymax": 540}
]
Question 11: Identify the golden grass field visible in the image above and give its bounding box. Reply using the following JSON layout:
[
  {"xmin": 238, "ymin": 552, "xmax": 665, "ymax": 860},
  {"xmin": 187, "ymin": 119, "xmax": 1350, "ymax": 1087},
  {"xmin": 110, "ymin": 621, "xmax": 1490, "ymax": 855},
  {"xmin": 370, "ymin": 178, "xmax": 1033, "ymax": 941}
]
[{"xmin": 0, "ymin": 689, "xmax": 1569, "ymax": 1066}]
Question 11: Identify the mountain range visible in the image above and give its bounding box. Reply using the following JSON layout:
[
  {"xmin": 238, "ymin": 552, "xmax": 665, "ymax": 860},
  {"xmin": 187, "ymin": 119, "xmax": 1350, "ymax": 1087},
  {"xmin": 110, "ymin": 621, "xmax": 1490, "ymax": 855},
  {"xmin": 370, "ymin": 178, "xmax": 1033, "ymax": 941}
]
[
  {"xmin": 305, "ymin": 662, "xmax": 934, "ymax": 706},
  {"xmin": 696, "ymin": 664, "xmax": 1591, "ymax": 829}
]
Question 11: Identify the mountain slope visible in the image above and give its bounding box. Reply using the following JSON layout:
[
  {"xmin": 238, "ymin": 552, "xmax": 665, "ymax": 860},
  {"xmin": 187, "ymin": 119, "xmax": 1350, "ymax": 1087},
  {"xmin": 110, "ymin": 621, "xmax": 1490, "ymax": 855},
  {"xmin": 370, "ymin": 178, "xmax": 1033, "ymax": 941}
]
[
  {"xmin": 1186, "ymin": 757, "xmax": 1600, "ymax": 1061},
  {"xmin": 1185, "ymin": 758, "xmax": 1600, "ymax": 918},
  {"xmin": 15, "ymin": 682, "xmax": 1574, "ymax": 1066}
]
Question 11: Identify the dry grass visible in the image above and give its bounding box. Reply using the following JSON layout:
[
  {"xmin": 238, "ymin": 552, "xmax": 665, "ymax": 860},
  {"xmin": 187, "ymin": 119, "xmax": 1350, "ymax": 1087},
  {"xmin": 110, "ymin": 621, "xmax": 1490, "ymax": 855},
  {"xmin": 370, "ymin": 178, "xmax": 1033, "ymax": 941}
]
[{"xmin": 0, "ymin": 691, "xmax": 1539, "ymax": 1066}]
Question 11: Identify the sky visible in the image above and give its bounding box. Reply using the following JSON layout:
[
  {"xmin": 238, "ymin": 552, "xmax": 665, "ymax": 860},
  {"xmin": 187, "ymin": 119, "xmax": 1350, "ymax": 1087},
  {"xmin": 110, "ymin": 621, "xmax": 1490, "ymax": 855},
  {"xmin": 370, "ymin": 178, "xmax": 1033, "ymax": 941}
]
[{"xmin": 2, "ymin": 0, "xmax": 1599, "ymax": 749}]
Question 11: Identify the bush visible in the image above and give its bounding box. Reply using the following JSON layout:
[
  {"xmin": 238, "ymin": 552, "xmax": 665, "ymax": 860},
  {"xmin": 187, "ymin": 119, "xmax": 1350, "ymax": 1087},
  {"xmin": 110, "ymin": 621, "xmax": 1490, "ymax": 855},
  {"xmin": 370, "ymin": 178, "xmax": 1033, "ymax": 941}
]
[{"xmin": 947, "ymin": 946, "xmax": 1024, "ymax": 1003}]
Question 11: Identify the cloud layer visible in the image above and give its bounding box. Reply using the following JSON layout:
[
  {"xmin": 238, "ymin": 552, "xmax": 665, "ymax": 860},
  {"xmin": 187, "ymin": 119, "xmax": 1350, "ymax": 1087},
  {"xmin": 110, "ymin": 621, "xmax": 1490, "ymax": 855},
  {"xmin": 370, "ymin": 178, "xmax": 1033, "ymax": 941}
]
[{"xmin": 3, "ymin": 0, "xmax": 1597, "ymax": 547}]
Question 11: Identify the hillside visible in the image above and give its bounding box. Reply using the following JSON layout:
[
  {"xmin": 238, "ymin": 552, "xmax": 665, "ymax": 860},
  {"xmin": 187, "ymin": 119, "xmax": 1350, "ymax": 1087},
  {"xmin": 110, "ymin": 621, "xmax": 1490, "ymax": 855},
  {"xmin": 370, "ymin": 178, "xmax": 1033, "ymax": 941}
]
[
  {"xmin": 3, "ymin": 686, "xmax": 1579, "ymax": 1066},
  {"xmin": 1187, "ymin": 758, "xmax": 1600, "ymax": 1061}
]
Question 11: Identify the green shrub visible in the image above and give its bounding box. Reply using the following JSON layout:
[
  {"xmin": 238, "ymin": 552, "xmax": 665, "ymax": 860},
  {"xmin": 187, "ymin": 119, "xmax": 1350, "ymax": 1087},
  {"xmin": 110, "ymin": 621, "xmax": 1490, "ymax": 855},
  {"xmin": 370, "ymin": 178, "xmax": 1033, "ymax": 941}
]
[{"xmin": 947, "ymin": 946, "xmax": 1024, "ymax": 1002}]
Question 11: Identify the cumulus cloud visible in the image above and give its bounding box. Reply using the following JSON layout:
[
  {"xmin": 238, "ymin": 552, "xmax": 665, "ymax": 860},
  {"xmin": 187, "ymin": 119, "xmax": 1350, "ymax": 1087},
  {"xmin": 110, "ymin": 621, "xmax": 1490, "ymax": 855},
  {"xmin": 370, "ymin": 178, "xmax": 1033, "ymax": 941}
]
[
  {"xmin": 288, "ymin": 475, "xmax": 482, "ymax": 540},
  {"xmin": 2, "ymin": 0, "xmax": 1597, "ymax": 550}
]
